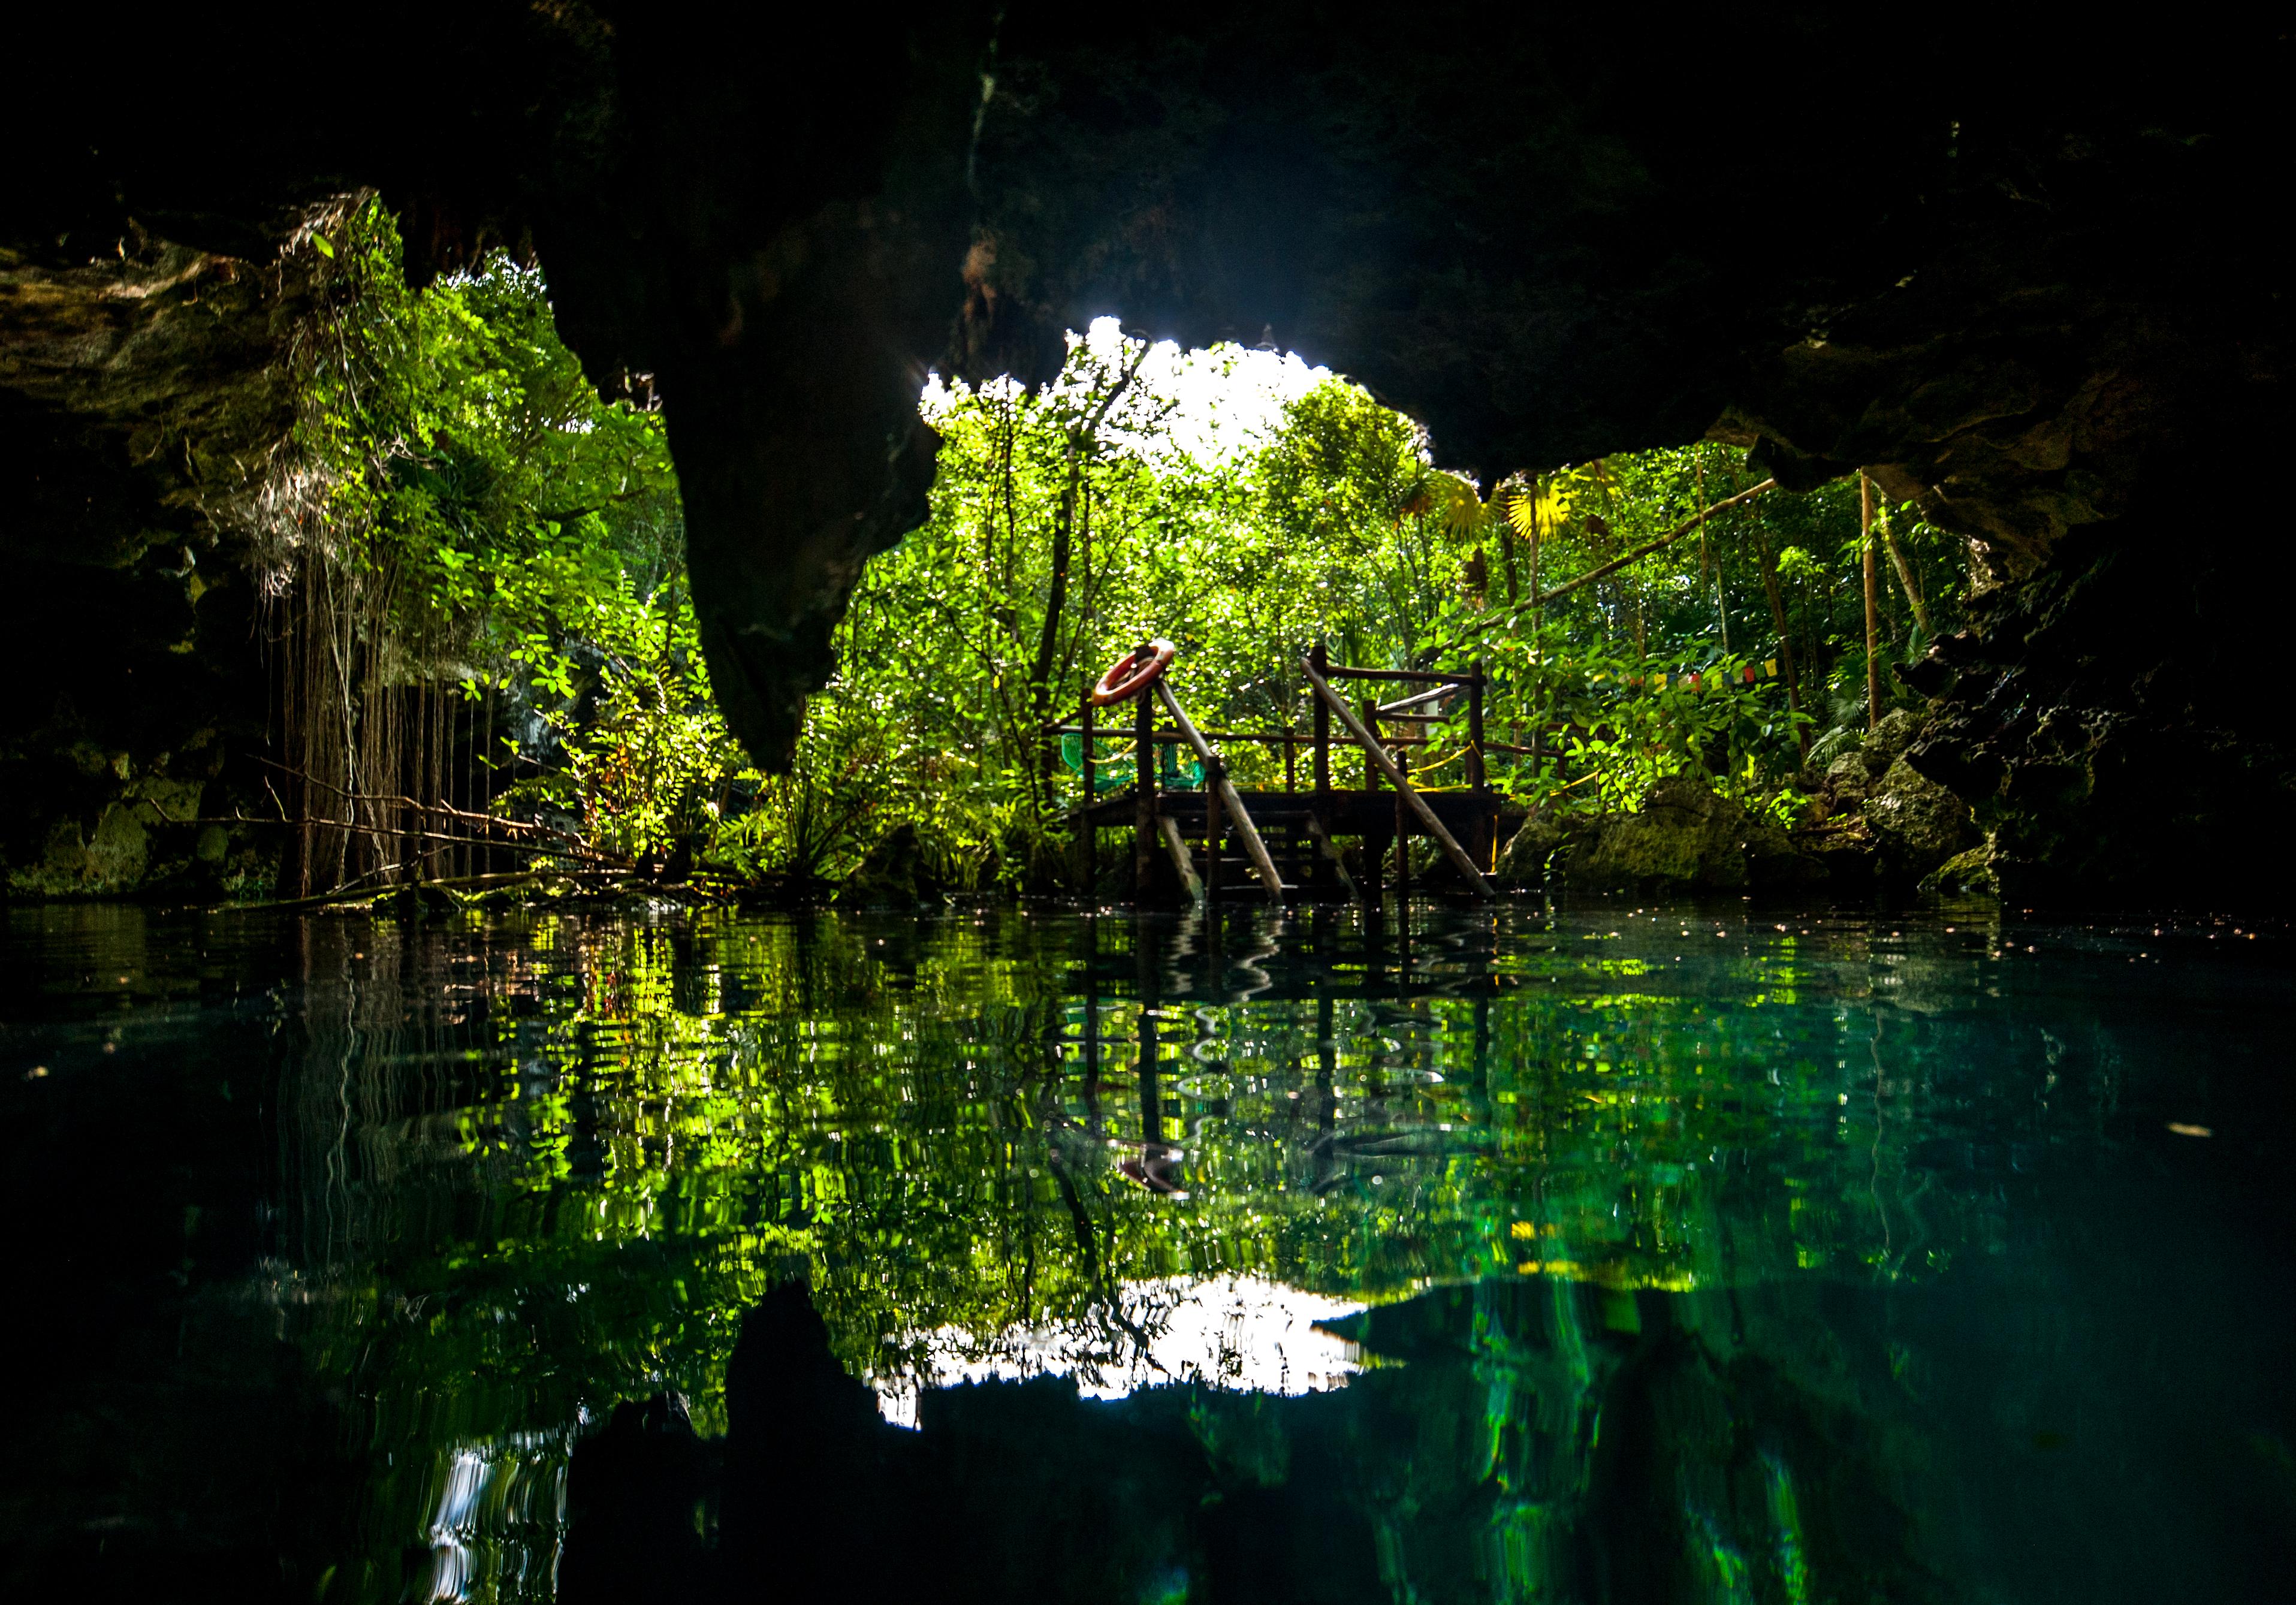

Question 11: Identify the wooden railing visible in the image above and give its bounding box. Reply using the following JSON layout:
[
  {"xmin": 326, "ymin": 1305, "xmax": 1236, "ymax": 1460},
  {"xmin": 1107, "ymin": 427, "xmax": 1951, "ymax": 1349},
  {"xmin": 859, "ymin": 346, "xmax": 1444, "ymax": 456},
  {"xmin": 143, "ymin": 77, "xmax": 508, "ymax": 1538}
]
[
  {"xmin": 1043, "ymin": 644, "xmax": 1493, "ymax": 805},
  {"xmin": 1043, "ymin": 642, "xmax": 1500, "ymax": 902}
]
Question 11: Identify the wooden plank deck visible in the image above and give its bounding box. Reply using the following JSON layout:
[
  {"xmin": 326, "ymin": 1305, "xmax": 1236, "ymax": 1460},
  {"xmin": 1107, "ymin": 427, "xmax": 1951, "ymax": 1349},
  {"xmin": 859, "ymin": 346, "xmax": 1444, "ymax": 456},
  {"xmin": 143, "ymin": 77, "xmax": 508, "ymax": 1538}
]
[
  {"xmin": 1067, "ymin": 786, "xmax": 1515, "ymax": 903},
  {"xmin": 1052, "ymin": 645, "xmax": 1514, "ymax": 904}
]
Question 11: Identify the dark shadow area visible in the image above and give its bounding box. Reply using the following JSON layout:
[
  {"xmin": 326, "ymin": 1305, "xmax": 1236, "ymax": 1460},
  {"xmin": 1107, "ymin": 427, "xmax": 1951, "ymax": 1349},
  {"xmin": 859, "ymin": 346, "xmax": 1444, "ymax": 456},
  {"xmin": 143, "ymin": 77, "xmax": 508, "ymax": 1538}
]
[{"xmin": 567, "ymin": 1252, "xmax": 2296, "ymax": 1605}]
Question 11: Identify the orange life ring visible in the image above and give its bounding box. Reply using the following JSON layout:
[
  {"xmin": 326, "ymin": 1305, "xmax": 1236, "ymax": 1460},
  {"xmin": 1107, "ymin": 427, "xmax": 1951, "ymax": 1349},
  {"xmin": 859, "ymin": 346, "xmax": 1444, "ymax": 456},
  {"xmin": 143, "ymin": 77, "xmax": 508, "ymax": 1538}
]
[{"xmin": 1091, "ymin": 639, "xmax": 1176, "ymax": 706}]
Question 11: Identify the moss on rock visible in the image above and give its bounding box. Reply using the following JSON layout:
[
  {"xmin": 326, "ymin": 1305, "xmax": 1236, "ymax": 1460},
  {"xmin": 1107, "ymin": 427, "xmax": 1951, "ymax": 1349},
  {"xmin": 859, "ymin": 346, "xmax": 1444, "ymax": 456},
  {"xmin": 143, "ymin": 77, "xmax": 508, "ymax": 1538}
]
[
  {"xmin": 1864, "ymin": 757, "xmax": 1978, "ymax": 882},
  {"xmin": 1559, "ymin": 773, "xmax": 1826, "ymax": 897},
  {"xmin": 1918, "ymin": 841, "xmax": 1999, "ymax": 901}
]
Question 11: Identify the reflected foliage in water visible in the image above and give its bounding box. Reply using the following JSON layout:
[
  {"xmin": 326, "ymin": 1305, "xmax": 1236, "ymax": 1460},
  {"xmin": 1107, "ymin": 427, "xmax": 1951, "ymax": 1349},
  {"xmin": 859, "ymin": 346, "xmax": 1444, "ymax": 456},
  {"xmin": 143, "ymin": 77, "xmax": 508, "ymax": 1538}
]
[{"xmin": 2, "ymin": 903, "xmax": 2290, "ymax": 1603}]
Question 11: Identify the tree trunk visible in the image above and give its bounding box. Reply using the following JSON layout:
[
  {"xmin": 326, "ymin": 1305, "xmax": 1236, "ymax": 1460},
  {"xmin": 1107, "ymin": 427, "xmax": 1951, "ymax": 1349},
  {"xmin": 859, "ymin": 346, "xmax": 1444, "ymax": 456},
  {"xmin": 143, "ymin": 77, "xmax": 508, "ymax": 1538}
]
[
  {"xmin": 1027, "ymin": 340, "xmax": 1150, "ymax": 782},
  {"xmin": 1882, "ymin": 522, "xmax": 1932, "ymax": 638},
  {"xmin": 1861, "ymin": 469, "xmax": 1879, "ymax": 730}
]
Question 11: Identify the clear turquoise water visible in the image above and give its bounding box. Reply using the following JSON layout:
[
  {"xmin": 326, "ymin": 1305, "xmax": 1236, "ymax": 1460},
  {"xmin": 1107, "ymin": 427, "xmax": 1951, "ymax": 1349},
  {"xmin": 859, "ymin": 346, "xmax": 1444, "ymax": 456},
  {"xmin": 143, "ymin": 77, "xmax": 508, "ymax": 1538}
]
[{"xmin": 2, "ymin": 902, "xmax": 2289, "ymax": 1603}]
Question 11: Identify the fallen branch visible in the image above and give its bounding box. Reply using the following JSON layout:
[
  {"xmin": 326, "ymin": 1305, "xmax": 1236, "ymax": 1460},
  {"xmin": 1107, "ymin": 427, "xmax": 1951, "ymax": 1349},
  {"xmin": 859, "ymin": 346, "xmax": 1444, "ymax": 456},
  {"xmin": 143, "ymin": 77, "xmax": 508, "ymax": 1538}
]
[{"xmin": 214, "ymin": 870, "xmax": 547, "ymax": 915}]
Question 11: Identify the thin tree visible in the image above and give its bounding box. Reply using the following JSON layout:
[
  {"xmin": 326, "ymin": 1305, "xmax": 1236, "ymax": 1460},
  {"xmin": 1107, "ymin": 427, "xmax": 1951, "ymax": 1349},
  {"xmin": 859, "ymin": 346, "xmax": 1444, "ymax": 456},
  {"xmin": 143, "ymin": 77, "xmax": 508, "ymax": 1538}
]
[{"xmin": 1860, "ymin": 469, "xmax": 1879, "ymax": 730}]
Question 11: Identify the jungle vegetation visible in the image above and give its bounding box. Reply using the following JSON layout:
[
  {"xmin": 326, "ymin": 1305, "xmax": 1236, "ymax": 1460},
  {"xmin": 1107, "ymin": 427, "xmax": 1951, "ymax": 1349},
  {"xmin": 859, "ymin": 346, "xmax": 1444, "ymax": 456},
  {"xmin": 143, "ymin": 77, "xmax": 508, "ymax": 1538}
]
[{"xmin": 273, "ymin": 201, "xmax": 1967, "ymax": 898}]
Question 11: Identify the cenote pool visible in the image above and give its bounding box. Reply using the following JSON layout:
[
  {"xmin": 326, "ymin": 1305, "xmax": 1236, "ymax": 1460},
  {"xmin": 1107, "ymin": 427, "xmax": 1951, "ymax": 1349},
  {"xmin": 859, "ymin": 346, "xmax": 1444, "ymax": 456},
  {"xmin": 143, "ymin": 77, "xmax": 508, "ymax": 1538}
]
[{"xmin": 3, "ymin": 903, "xmax": 2290, "ymax": 1603}]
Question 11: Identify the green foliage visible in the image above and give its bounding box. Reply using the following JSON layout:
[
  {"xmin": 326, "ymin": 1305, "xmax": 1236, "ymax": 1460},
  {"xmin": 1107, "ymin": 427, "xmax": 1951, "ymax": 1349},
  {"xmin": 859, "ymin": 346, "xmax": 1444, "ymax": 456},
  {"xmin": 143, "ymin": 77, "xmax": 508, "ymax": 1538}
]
[
  {"xmin": 298, "ymin": 200, "xmax": 753, "ymax": 872},
  {"xmin": 776, "ymin": 328, "xmax": 1956, "ymax": 868},
  {"xmin": 298, "ymin": 207, "xmax": 1972, "ymax": 886}
]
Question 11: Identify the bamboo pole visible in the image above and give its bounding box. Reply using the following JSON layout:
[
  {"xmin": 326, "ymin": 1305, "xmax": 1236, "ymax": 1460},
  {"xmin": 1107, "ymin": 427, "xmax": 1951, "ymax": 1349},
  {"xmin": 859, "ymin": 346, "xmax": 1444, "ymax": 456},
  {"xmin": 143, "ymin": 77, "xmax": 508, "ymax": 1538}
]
[
  {"xmin": 1456, "ymin": 479, "xmax": 1776, "ymax": 641},
  {"xmin": 1861, "ymin": 470, "xmax": 1880, "ymax": 730},
  {"xmin": 1468, "ymin": 662, "xmax": 1489, "ymax": 871},
  {"xmin": 1882, "ymin": 521, "xmax": 1932, "ymax": 638},
  {"xmin": 1301, "ymin": 657, "xmax": 1495, "ymax": 897},
  {"xmin": 1528, "ymin": 475, "xmax": 1543, "ymax": 638},
  {"xmin": 1154, "ymin": 681, "xmax": 1285, "ymax": 903}
]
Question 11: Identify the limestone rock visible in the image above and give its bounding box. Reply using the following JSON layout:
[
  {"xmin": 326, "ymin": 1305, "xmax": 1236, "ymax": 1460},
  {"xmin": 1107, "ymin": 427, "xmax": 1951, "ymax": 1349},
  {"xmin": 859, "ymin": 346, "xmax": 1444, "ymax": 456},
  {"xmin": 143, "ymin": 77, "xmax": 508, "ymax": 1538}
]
[
  {"xmin": 1863, "ymin": 709, "xmax": 1923, "ymax": 770},
  {"xmin": 1804, "ymin": 726, "xmax": 1861, "ymax": 776},
  {"xmin": 1864, "ymin": 757, "xmax": 1978, "ymax": 881},
  {"xmin": 1919, "ymin": 842, "xmax": 1999, "ymax": 900},
  {"xmin": 1743, "ymin": 816, "xmax": 1829, "ymax": 892},
  {"xmin": 1560, "ymin": 773, "xmax": 1824, "ymax": 896},
  {"xmin": 1803, "ymin": 821, "xmax": 1877, "ymax": 889},
  {"xmin": 1492, "ymin": 816, "xmax": 1563, "ymax": 888},
  {"xmin": 1824, "ymin": 751, "xmax": 1873, "ymax": 810}
]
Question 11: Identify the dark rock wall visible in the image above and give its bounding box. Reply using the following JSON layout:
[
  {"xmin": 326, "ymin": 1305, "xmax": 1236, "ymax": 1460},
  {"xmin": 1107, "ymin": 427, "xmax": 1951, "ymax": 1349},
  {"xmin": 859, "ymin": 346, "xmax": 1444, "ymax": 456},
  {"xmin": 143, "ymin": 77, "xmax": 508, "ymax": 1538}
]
[
  {"xmin": 0, "ymin": 224, "xmax": 334, "ymax": 892},
  {"xmin": 2, "ymin": 3, "xmax": 2285, "ymax": 902}
]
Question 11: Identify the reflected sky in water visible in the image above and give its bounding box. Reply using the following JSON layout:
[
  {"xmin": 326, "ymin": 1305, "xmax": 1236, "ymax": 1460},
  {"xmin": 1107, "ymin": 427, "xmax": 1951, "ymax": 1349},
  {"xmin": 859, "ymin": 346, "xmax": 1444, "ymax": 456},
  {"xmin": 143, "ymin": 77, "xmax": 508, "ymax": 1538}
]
[{"xmin": 2, "ymin": 901, "xmax": 2290, "ymax": 1603}]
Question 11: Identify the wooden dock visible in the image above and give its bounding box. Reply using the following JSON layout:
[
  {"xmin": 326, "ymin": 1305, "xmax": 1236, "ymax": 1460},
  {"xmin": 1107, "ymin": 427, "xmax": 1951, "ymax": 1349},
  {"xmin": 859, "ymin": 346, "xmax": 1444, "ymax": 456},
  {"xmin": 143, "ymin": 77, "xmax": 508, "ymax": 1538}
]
[{"xmin": 1052, "ymin": 645, "xmax": 1517, "ymax": 904}]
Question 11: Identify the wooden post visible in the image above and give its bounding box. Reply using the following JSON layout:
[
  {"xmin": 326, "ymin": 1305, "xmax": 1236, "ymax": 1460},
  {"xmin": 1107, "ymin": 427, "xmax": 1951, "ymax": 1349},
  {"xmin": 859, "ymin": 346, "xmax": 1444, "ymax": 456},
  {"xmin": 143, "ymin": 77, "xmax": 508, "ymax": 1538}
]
[
  {"xmin": 1078, "ymin": 684, "xmax": 1096, "ymax": 891},
  {"xmin": 1393, "ymin": 747, "xmax": 1410, "ymax": 908},
  {"xmin": 1468, "ymin": 660, "xmax": 1490, "ymax": 871},
  {"xmin": 1080, "ymin": 685, "xmax": 1095, "ymax": 802},
  {"xmin": 1311, "ymin": 642, "xmax": 1332, "ymax": 796},
  {"xmin": 1204, "ymin": 754, "xmax": 1224, "ymax": 903},
  {"xmin": 1467, "ymin": 662, "xmax": 1487, "ymax": 793},
  {"xmin": 1311, "ymin": 644, "xmax": 1332, "ymax": 895},
  {"xmin": 1362, "ymin": 699, "xmax": 1386, "ymax": 907},
  {"xmin": 1133, "ymin": 690, "xmax": 1156, "ymax": 898},
  {"xmin": 1284, "ymin": 727, "xmax": 1296, "ymax": 794},
  {"xmin": 1157, "ymin": 816, "xmax": 1205, "ymax": 901},
  {"xmin": 1861, "ymin": 469, "xmax": 1880, "ymax": 731}
]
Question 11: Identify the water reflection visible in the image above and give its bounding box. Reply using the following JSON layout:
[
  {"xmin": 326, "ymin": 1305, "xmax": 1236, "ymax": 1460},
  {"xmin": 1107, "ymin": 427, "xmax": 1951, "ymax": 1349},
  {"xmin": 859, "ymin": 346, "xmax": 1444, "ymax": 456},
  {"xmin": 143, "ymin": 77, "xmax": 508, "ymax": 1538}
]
[
  {"xmin": 870, "ymin": 1272, "xmax": 1366, "ymax": 1426},
  {"xmin": 1, "ymin": 901, "xmax": 2291, "ymax": 1603}
]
